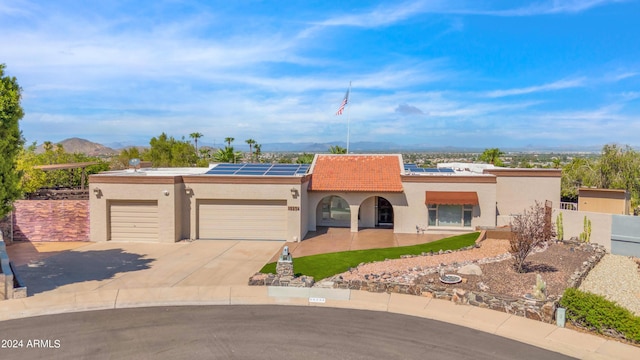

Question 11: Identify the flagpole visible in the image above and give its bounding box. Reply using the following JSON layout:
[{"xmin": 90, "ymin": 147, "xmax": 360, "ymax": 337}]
[{"xmin": 346, "ymin": 81, "xmax": 352, "ymax": 154}]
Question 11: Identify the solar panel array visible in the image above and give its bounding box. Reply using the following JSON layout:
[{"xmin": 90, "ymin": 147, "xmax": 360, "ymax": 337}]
[
  {"xmin": 205, "ymin": 163, "xmax": 310, "ymax": 176},
  {"xmin": 404, "ymin": 164, "xmax": 455, "ymax": 174}
]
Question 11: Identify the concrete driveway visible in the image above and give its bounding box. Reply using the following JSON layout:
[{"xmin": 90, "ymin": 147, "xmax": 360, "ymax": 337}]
[{"xmin": 9, "ymin": 240, "xmax": 282, "ymax": 296}]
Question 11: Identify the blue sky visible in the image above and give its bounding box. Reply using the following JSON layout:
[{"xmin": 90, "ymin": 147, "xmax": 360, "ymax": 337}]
[{"xmin": 1, "ymin": 0, "xmax": 639, "ymax": 149}]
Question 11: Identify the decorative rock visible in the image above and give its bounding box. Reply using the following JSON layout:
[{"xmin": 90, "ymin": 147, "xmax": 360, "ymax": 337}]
[
  {"xmin": 457, "ymin": 264, "xmax": 483, "ymax": 276},
  {"xmin": 477, "ymin": 282, "xmax": 490, "ymax": 291}
]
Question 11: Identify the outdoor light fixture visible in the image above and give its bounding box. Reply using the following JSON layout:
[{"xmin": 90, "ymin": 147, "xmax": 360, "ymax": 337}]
[
  {"xmin": 93, "ymin": 187, "xmax": 101, "ymax": 196},
  {"xmin": 290, "ymin": 188, "xmax": 298, "ymax": 198},
  {"xmin": 163, "ymin": 190, "xmax": 170, "ymax": 196},
  {"xmin": 185, "ymin": 187, "xmax": 193, "ymax": 195}
]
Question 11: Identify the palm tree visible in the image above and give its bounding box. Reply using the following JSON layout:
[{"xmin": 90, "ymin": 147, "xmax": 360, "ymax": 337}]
[
  {"xmin": 245, "ymin": 138, "xmax": 256, "ymax": 162},
  {"xmin": 213, "ymin": 147, "xmax": 241, "ymax": 163},
  {"xmin": 190, "ymin": 132, "xmax": 203, "ymax": 154},
  {"xmin": 225, "ymin": 137, "xmax": 234, "ymax": 147},
  {"xmin": 329, "ymin": 145, "xmax": 347, "ymax": 154},
  {"xmin": 254, "ymin": 143, "xmax": 262, "ymax": 162}
]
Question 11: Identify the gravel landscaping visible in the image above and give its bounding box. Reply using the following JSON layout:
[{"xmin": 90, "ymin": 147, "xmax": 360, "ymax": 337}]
[
  {"xmin": 579, "ymin": 254, "xmax": 640, "ymax": 316},
  {"xmin": 334, "ymin": 239, "xmax": 640, "ymax": 313}
]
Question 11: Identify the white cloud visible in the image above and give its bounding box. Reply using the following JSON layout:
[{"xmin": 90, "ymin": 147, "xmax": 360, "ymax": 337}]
[
  {"xmin": 482, "ymin": 78, "xmax": 585, "ymax": 98},
  {"xmin": 309, "ymin": 0, "xmax": 625, "ymax": 32}
]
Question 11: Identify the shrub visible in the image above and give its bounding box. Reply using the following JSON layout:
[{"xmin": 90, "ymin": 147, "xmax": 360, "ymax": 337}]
[
  {"xmin": 560, "ymin": 288, "xmax": 640, "ymax": 343},
  {"xmin": 509, "ymin": 201, "xmax": 556, "ymax": 273}
]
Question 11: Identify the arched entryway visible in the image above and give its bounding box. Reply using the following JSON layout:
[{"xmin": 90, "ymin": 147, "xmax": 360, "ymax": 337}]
[
  {"xmin": 359, "ymin": 196, "xmax": 394, "ymax": 229},
  {"xmin": 316, "ymin": 195, "xmax": 351, "ymax": 227}
]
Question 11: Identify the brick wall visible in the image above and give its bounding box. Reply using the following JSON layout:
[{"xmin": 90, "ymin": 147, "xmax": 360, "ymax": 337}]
[{"xmin": 9, "ymin": 200, "xmax": 90, "ymax": 242}]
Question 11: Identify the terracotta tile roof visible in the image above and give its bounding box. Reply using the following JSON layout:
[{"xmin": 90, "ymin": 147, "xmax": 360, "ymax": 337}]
[{"xmin": 309, "ymin": 155, "xmax": 404, "ymax": 192}]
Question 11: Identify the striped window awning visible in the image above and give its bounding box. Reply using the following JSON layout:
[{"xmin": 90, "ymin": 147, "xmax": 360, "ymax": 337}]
[{"xmin": 425, "ymin": 191, "xmax": 479, "ymax": 205}]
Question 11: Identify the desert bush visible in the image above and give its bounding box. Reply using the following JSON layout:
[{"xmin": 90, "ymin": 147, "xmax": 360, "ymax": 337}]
[
  {"xmin": 509, "ymin": 201, "xmax": 556, "ymax": 273},
  {"xmin": 560, "ymin": 288, "xmax": 640, "ymax": 343}
]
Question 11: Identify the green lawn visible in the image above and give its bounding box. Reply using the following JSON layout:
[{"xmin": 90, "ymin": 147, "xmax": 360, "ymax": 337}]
[{"xmin": 260, "ymin": 232, "xmax": 479, "ymax": 281}]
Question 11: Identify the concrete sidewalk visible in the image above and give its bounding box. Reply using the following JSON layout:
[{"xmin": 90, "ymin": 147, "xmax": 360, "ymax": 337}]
[{"xmin": 1, "ymin": 239, "xmax": 639, "ymax": 359}]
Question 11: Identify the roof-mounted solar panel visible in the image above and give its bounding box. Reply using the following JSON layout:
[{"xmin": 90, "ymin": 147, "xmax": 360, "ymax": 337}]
[{"xmin": 206, "ymin": 163, "xmax": 309, "ymax": 176}]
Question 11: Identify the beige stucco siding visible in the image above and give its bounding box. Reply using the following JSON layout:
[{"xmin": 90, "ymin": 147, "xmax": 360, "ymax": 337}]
[
  {"xmin": 579, "ymin": 189, "xmax": 630, "ymax": 215},
  {"xmin": 494, "ymin": 176, "xmax": 561, "ymax": 217},
  {"xmin": 185, "ymin": 181, "xmax": 304, "ymax": 242},
  {"xmin": 89, "ymin": 179, "xmax": 183, "ymax": 243},
  {"xmin": 399, "ymin": 180, "xmax": 497, "ymax": 233},
  {"xmin": 554, "ymin": 209, "xmax": 613, "ymax": 251}
]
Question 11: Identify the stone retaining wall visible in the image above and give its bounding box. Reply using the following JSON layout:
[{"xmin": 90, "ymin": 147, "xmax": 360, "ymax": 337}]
[
  {"xmin": 330, "ymin": 241, "xmax": 606, "ymax": 324},
  {"xmin": 4, "ymin": 200, "xmax": 90, "ymax": 242},
  {"xmin": 249, "ymin": 273, "xmax": 315, "ymax": 287}
]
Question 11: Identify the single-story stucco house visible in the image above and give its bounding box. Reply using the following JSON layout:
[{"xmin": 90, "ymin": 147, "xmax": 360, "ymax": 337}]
[{"xmin": 88, "ymin": 154, "xmax": 561, "ymax": 243}]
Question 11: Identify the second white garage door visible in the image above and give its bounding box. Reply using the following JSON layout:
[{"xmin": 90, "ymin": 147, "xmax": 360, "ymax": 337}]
[{"xmin": 198, "ymin": 199, "xmax": 287, "ymax": 240}]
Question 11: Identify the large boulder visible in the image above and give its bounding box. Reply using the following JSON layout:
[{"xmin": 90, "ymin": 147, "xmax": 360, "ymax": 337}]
[{"xmin": 457, "ymin": 264, "xmax": 483, "ymax": 276}]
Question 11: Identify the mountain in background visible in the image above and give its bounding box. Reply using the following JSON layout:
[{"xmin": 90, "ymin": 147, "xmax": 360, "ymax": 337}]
[
  {"xmin": 55, "ymin": 137, "xmax": 605, "ymax": 155},
  {"xmin": 37, "ymin": 137, "xmax": 118, "ymax": 156}
]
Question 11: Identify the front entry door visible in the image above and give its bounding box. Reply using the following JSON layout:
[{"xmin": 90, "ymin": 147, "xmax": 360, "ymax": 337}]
[{"xmin": 377, "ymin": 197, "xmax": 393, "ymax": 226}]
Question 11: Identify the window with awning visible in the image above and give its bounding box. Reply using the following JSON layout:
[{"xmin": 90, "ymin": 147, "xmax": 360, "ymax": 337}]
[
  {"xmin": 424, "ymin": 191, "xmax": 479, "ymax": 205},
  {"xmin": 425, "ymin": 192, "xmax": 478, "ymax": 227}
]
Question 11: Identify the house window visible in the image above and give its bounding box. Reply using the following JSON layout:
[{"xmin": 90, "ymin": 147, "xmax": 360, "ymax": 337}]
[{"xmin": 428, "ymin": 204, "xmax": 473, "ymax": 227}]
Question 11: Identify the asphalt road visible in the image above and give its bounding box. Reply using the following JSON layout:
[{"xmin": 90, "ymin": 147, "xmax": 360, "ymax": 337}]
[{"xmin": 0, "ymin": 305, "xmax": 576, "ymax": 360}]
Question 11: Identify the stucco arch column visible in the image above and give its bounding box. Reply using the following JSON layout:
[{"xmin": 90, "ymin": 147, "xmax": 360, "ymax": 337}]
[{"xmin": 350, "ymin": 204, "xmax": 359, "ymax": 232}]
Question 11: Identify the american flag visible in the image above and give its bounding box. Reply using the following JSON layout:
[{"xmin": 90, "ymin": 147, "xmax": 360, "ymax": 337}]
[{"xmin": 335, "ymin": 87, "xmax": 350, "ymax": 115}]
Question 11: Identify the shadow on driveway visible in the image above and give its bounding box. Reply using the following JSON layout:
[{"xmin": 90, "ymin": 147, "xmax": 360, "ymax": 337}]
[{"xmin": 14, "ymin": 249, "xmax": 154, "ymax": 295}]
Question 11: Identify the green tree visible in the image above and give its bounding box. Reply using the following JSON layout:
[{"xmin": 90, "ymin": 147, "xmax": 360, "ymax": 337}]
[
  {"xmin": 245, "ymin": 138, "xmax": 256, "ymax": 162},
  {"xmin": 254, "ymin": 143, "xmax": 263, "ymax": 163},
  {"xmin": 560, "ymin": 145, "xmax": 640, "ymax": 206},
  {"xmin": 111, "ymin": 146, "xmax": 142, "ymax": 170},
  {"xmin": 16, "ymin": 142, "xmax": 109, "ymax": 194},
  {"xmin": 296, "ymin": 153, "xmax": 314, "ymax": 164},
  {"xmin": 479, "ymin": 148, "xmax": 504, "ymax": 166},
  {"xmin": 329, "ymin": 145, "xmax": 347, "ymax": 154},
  {"xmin": 597, "ymin": 144, "xmax": 640, "ymax": 207},
  {"xmin": 190, "ymin": 132, "xmax": 203, "ymax": 154},
  {"xmin": 0, "ymin": 64, "xmax": 24, "ymax": 217},
  {"xmin": 561, "ymin": 157, "xmax": 596, "ymax": 201},
  {"xmin": 213, "ymin": 146, "xmax": 241, "ymax": 163},
  {"xmin": 225, "ymin": 137, "xmax": 234, "ymax": 147},
  {"xmin": 16, "ymin": 143, "xmax": 46, "ymax": 195},
  {"xmin": 148, "ymin": 133, "xmax": 198, "ymax": 167}
]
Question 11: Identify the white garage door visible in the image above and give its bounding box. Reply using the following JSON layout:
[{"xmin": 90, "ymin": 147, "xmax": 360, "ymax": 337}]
[
  {"xmin": 109, "ymin": 200, "xmax": 158, "ymax": 241},
  {"xmin": 198, "ymin": 199, "xmax": 287, "ymax": 240}
]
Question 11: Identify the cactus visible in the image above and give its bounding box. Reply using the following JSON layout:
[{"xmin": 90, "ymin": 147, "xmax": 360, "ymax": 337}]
[
  {"xmin": 533, "ymin": 274, "xmax": 547, "ymax": 301},
  {"xmin": 556, "ymin": 212, "xmax": 564, "ymax": 241},
  {"xmin": 579, "ymin": 216, "xmax": 591, "ymax": 243}
]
